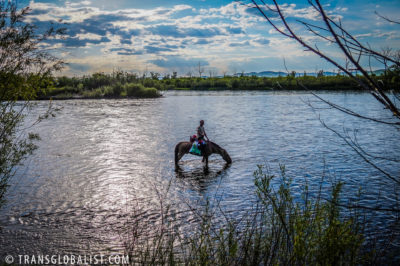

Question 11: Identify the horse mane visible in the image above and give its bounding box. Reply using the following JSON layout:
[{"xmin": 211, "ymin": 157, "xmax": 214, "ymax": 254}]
[{"xmin": 210, "ymin": 141, "xmax": 223, "ymax": 150}]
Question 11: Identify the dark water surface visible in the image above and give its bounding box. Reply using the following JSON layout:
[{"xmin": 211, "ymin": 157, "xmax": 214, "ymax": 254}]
[{"xmin": 1, "ymin": 91, "xmax": 399, "ymax": 257}]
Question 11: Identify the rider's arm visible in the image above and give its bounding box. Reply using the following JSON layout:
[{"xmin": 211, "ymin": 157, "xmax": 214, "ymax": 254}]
[{"xmin": 204, "ymin": 129, "xmax": 209, "ymax": 140}]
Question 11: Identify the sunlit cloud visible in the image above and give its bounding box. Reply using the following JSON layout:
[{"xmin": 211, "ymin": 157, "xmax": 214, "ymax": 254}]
[{"xmin": 20, "ymin": 0, "xmax": 400, "ymax": 75}]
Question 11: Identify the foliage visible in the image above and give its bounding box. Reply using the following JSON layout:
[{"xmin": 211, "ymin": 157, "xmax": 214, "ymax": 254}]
[
  {"xmin": 122, "ymin": 165, "xmax": 368, "ymax": 265},
  {"xmin": 253, "ymin": 165, "xmax": 363, "ymax": 265},
  {"xmin": 42, "ymin": 70, "xmax": 400, "ymax": 99},
  {"xmin": 40, "ymin": 70, "xmax": 161, "ymax": 99},
  {"xmin": 250, "ymin": 0, "xmax": 400, "ymax": 119},
  {"xmin": 248, "ymin": 0, "xmax": 400, "ymax": 205},
  {"xmin": 0, "ymin": 1, "xmax": 63, "ymax": 207}
]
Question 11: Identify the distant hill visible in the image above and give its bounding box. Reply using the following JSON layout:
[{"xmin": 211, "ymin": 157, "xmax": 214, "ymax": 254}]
[
  {"xmin": 370, "ymin": 69, "xmax": 385, "ymax": 76},
  {"xmin": 236, "ymin": 69, "xmax": 386, "ymax": 77},
  {"xmin": 237, "ymin": 71, "xmax": 337, "ymax": 77},
  {"xmin": 244, "ymin": 71, "xmax": 287, "ymax": 77}
]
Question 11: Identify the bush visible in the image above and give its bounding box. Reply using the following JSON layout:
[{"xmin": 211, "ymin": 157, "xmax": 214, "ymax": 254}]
[
  {"xmin": 125, "ymin": 83, "xmax": 160, "ymax": 98},
  {"xmin": 0, "ymin": 1, "xmax": 64, "ymax": 208},
  {"xmin": 253, "ymin": 165, "xmax": 363, "ymax": 264},
  {"xmin": 112, "ymin": 82, "xmax": 124, "ymax": 96},
  {"xmin": 125, "ymin": 83, "xmax": 145, "ymax": 96},
  {"xmin": 137, "ymin": 87, "xmax": 160, "ymax": 98},
  {"xmin": 121, "ymin": 165, "xmax": 366, "ymax": 265}
]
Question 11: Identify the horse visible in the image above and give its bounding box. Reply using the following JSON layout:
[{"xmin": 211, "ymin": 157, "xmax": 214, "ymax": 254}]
[{"xmin": 174, "ymin": 141, "xmax": 232, "ymax": 167}]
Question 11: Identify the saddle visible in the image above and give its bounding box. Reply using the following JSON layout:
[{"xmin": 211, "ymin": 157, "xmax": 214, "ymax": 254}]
[
  {"xmin": 189, "ymin": 136, "xmax": 206, "ymax": 156},
  {"xmin": 189, "ymin": 141, "xmax": 202, "ymax": 156}
]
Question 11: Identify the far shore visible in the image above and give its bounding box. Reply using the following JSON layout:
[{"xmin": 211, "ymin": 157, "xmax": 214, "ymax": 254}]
[{"xmin": 38, "ymin": 71, "xmax": 398, "ymax": 100}]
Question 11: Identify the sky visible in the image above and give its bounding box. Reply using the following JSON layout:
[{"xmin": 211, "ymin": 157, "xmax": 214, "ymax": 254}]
[{"xmin": 18, "ymin": 0, "xmax": 400, "ymax": 76}]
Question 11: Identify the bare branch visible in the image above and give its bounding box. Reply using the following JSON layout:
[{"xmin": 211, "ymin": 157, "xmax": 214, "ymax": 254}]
[{"xmin": 375, "ymin": 11, "xmax": 400, "ymax": 25}]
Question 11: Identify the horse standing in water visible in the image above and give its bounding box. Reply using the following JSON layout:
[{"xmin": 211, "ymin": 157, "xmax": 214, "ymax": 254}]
[{"xmin": 174, "ymin": 141, "xmax": 232, "ymax": 167}]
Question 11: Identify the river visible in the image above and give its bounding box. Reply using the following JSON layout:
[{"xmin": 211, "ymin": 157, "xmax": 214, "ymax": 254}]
[{"xmin": 1, "ymin": 91, "xmax": 399, "ymax": 257}]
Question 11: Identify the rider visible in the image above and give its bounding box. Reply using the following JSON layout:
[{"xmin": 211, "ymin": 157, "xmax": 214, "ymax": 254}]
[{"xmin": 197, "ymin": 120, "xmax": 209, "ymax": 154}]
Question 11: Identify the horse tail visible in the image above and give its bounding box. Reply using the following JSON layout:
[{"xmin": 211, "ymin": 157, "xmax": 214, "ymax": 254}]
[{"xmin": 174, "ymin": 143, "xmax": 180, "ymax": 165}]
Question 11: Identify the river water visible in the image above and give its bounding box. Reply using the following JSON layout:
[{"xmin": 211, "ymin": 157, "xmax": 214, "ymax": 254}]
[{"xmin": 0, "ymin": 91, "xmax": 399, "ymax": 257}]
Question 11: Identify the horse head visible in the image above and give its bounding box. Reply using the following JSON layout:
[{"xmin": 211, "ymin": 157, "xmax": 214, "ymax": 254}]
[
  {"xmin": 221, "ymin": 148, "xmax": 232, "ymax": 164},
  {"xmin": 208, "ymin": 141, "xmax": 232, "ymax": 164}
]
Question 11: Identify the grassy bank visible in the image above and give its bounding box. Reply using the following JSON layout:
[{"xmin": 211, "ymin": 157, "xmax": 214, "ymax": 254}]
[
  {"xmin": 119, "ymin": 165, "xmax": 398, "ymax": 265},
  {"xmin": 40, "ymin": 82, "xmax": 160, "ymax": 99},
  {"xmin": 39, "ymin": 69, "xmax": 400, "ymax": 99}
]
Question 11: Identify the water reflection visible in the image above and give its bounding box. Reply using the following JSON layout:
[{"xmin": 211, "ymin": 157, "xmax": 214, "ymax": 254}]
[{"xmin": 175, "ymin": 160, "xmax": 231, "ymax": 192}]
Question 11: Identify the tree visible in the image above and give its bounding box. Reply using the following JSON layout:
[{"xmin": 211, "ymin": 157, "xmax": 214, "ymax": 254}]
[
  {"xmin": 150, "ymin": 71, "xmax": 160, "ymax": 80},
  {"xmin": 251, "ymin": 0, "xmax": 400, "ymax": 178},
  {"xmin": 197, "ymin": 61, "xmax": 204, "ymax": 77},
  {"xmin": 246, "ymin": 1, "xmax": 400, "ymax": 258},
  {"xmin": 247, "ymin": 1, "xmax": 400, "ymax": 209},
  {"xmin": 0, "ymin": 1, "xmax": 64, "ymax": 207},
  {"xmin": 186, "ymin": 69, "xmax": 193, "ymax": 78},
  {"xmin": 249, "ymin": 0, "xmax": 400, "ymax": 120}
]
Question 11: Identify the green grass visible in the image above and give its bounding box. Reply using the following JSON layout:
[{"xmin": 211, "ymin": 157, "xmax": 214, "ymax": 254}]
[
  {"xmin": 38, "ymin": 69, "xmax": 400, "ymax": 99},
  {"xmin": 40, "ymin": 82, "xmax": 161, "ymax": 99},
  {"xmin": 125, "ymin": 83, "xmax": 159, "ymax": 98}
]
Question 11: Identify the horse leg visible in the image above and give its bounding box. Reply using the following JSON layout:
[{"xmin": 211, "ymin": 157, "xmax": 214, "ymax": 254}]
[
  {"xmin": 176, "ymin": 152, "xmax": 185, "ymax": 165},
  {"xmin": 174, "ymin": 145, "xmax": 180, "ymax": 165}
]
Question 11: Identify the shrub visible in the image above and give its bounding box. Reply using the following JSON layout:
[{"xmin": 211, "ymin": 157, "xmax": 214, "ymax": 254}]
[
  {"xmin": 125, "ymin": 83, "xmax": 160, "ymax": 98},
  {"xmin": 125, "ymin": 83, "xmax": 145, "ymax": 96},
  {"xmin": 122, "ymin": 165, "xmax": 365, "ymax": 265},
  {"xmin": 112, "ymin": 82, "xmax": 124, "ymax": 96},
  {"xmin": 0, "ymin": 1, "xmax": 64, "ymax": 208}
]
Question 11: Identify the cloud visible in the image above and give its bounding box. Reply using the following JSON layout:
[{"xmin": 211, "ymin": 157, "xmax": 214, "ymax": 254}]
[
  {"xmin": 62, "ymin": 36, "xmax": 111, "ymax": 47},
  {"xmin": 75, "ymin": 33, "xmax": 103, "ymax": 40},
  {"xmin": 67, "ymin": 62, "xmax": 92, "ymax": 72},
  {"xmin": 374, "ymin": 30, "xmax": 400, "ymax": 40},
  {"xmin": 67, "ymin": 1, "xmax": 92, "ymax": 7},
  {"xmin": 146, "ymin": 24, "xmax": 228, "ymax": 38},
  {"xmin": 108, "ymin": 47, "xmax": 143, "ymax": 55},
  {"xmin": 144, "ymin": 45, "xmax": 175, "ymax": 53},
  {"xmin": 27, "ymin": 1, "xmax": 251, "ymax": 55},
  {"xmin": 23, "ymin": 0, "xmax": 398, "ymax": 75},
  {"xmin": 253, "ymin": 38, "xmax": 270, "ymax": 45},
  {"xmin": 150, "ymin": 56, "xmax": 209, "ymax": 69},
  {"xmin": 242, "ymin": 2, "xmax": 341, "ymax": 22},
  {"xmin": 225, "ymin": 26, "xmax": 245, "ymax": 34},
  {"xmin": 354, "ymin": 33, "xmax": 373, "ymax": 38},
  {"xmin": 147, "ymin": 24, "xmax": 186, "ymax": 38},
  {"xmin": 194, "ymin": 38, "xmax": 211, "ymax": 45},
  {"xmin": 280, "ymin": 4, "xmax": 321, "ymax": 21},
  {"xmin": 229, "ymin": 41, "xmax": 250, "ymax": 47}
]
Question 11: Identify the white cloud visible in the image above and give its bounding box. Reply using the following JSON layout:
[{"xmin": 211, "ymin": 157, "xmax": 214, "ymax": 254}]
[
  {"xmin": 25, "ymin": 0, "xmax": 399, "ymax": 75},
  {"xmin": 281, "ymin": 4, "xmax": 321, "ymax": 21},
  {"xmin": 75, "ymin": 33, "xmax": 103, "ymax": 40}
]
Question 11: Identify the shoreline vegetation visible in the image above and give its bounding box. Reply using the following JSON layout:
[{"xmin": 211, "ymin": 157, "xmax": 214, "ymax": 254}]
[
  {"xmin": 119, "ymin": 165, "xmax": 397, "ymax": 264},
  {"xmin": 38, "ymin": 69, "xmax": 400, "ymax": 100}
]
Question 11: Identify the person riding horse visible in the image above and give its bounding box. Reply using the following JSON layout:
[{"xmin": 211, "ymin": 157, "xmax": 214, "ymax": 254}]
[
  {"xmin": 197, "ymin": 120, "xmax": 208, "ymax": 141},
  {"xmin": 197, "ymin": 120, "xmax": 209, "ymax": 154},
  {"xmin": 175, "ymin": 120, "xmax": 231, "ymax": 167}
]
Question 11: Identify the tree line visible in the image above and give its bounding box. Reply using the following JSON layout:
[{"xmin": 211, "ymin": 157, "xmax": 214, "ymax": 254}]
[{"xmin": 39, "ymin": 67, "xmax": 400, "ymax": 99}]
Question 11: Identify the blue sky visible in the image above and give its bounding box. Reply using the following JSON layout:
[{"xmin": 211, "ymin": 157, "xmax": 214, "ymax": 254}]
[{"xmin": 19, "ymin": 0, "xmax": 400, "ymax": 76}]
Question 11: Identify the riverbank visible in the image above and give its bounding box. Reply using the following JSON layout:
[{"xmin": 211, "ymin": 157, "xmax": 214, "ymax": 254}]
[
  {"xmin": 39, "ymin": 82, "xmax": 160, "ymax": 99},
  {"xmin": 40, "ymin": 71, "xmax": 399, "ymax": 99}
]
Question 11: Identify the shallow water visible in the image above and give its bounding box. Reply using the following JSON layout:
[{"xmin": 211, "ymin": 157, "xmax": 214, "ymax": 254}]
[{"xmin": 0, "ymin": 91, "xmax": 399, "ymax": 257}]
